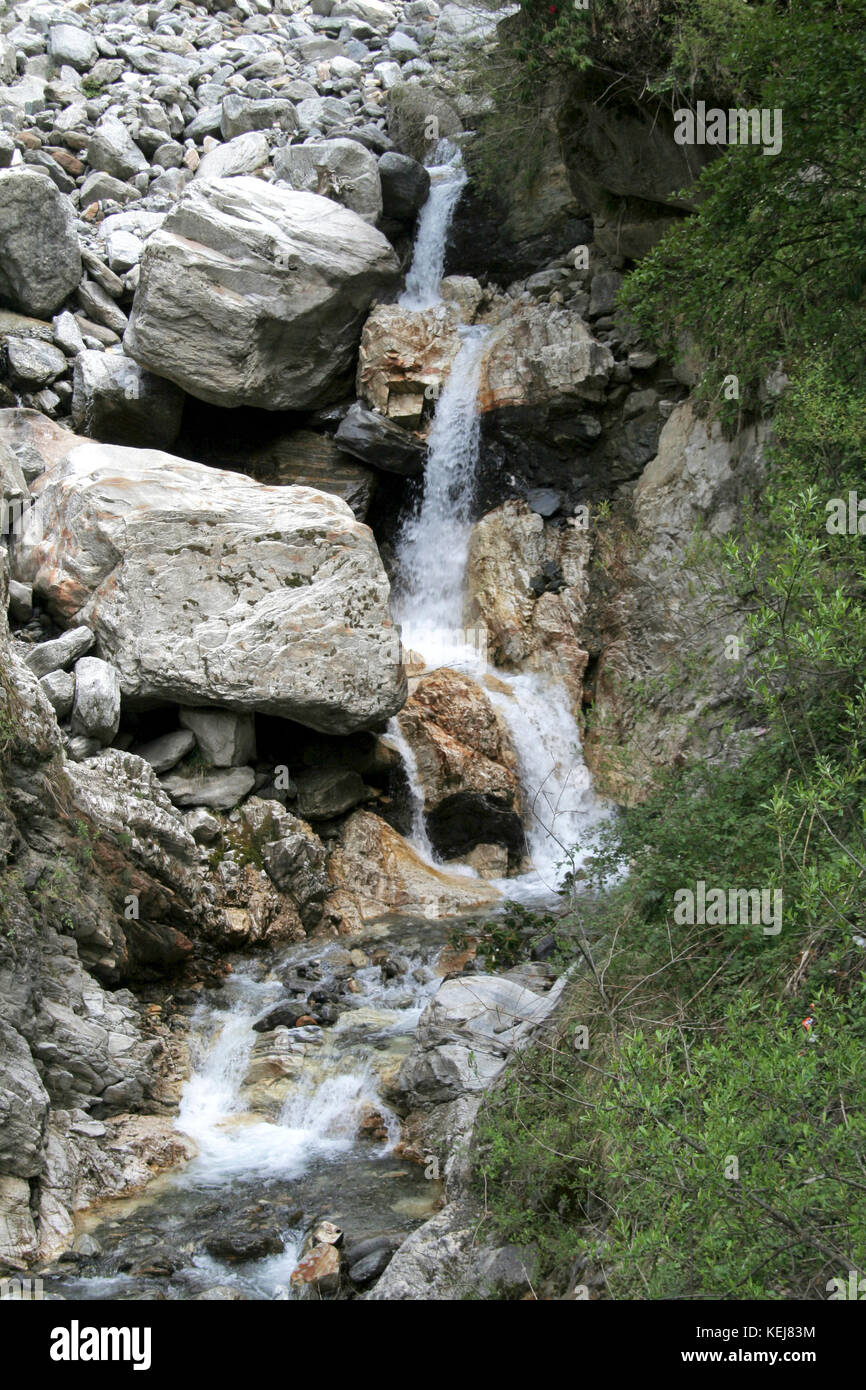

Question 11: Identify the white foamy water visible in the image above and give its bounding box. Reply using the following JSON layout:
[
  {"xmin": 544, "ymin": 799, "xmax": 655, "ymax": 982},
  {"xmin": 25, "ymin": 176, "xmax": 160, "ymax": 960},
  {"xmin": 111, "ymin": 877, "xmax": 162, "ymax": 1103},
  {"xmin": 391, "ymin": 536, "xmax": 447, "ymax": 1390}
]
[
  {"xmin": 391, "ymin": 144, "xmax": 608, "ymax": 896},
  {"xmin": 399, "ymin": 140, "xmax": 467, "ymax": 310}
]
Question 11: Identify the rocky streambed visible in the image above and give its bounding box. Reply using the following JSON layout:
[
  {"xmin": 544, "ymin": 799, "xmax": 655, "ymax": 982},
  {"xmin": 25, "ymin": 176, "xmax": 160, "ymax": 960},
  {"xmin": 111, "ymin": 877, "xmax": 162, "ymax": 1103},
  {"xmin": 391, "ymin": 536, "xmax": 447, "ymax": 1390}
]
[{"xmin": 35, "ymin": 916, "xmax": 562, "ymax": 1300}]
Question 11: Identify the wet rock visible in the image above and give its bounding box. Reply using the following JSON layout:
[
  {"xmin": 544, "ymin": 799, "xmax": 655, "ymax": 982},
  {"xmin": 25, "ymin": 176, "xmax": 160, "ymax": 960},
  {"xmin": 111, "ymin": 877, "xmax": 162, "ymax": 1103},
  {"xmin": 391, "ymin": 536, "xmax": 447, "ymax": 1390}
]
[
  {"xmin": 348, "ymin": 1244, "xmax": 394, "ymax": 1285},
  {"xmin": 0, "ymin": 169, "xmax": 82, "ymax": 319},
  {"xmin": 124, "ymin": 178, "xmax": 401, "ymax": 411},
  {"xmin": 252, "ymin": 1001, "xmax": 311, "ymax": 1033},
  {"xmin": 334, "ymin": 401, "xmax": 426, "ymax": 476},
  {"xmin": 290, "ymin": 1241, "xmax": 340, "ymax": 1296},
  {"xmin": 378, "ymin": 151, "xmax": 430, "ymax": 222},
  {"xmin": 204, "ymin": 1228, "xmax": 285, "ymax": 1264}
]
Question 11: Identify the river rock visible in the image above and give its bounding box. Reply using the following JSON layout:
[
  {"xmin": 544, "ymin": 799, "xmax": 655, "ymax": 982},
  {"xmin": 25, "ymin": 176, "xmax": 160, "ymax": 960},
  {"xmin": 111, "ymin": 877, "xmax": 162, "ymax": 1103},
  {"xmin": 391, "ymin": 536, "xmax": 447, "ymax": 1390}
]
[
  {"xmin": 220, "ymin": 95, "xmax": 297, "ymax": 140},
  {"xmin": 334, "ymin": 402, "xmax": 426, "ymax": 476},
  {"xmin": 5, "ymin": 338, "xmax": 67, "ymax": 390},
  {"xmin": 194, "ymin": 131, "xmax": 270, "ymax": 181},
  {"xmin": 357, "ymin": 302, "xmax": 461, "ymax": 426},
  {"xmin": 124, "ymin": 178, "xmax": 401, "ymax": 410},
  {"xmin": 0, "ymin": 170, "xmax": 82, "ymax": 319},
  {"xmin": 397, "ymin": 668, "xmax": 524, "ymax": 860},
  {"xmin": 273, "ymin": 139, "xmax": 382, "ymax": 224},
  {"xmin": 11, "ymin": 438, "xmax": 406, "ymax": 732},
  {"xmin": 70, "ymin": 656, "xmax": 122, "ymax": 744},
  {"xmin": 478, "ymin": 304, "xmax": 614, "ymax": 412},
  {"xmin": 327, "ymin": 811, "xmax": 500, "ymax": 930},
  {"xmin": 71, "ymin": 351, "xmax": 185, "ymax": 450},
  {"xmin": 290, "ymin": 1241, "xmax": 341, "ymax": 1295},
  {"xmin": 86, "ymin": 117, "xmax": 149, "ymax": 183}
]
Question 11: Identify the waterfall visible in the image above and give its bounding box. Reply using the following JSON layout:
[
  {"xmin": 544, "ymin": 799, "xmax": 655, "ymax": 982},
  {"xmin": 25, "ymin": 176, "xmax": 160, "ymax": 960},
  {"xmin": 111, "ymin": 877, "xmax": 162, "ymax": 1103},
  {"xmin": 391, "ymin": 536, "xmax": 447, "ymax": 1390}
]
[
  {"xmin": 392, "ymin": 151, "xmax": 607, "ymax": 897},
  {"xmin": 399, "ymin": 140, "xmax": 467, "ymax": 310}
]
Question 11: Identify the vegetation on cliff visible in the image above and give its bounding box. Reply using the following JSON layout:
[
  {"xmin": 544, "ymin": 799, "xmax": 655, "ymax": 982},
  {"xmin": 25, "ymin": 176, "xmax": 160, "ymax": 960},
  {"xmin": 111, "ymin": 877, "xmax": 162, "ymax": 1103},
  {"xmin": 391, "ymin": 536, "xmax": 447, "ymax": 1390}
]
[{"xmin": 472, "ymin": 0, "xmax": 866, "ymax": 1299}]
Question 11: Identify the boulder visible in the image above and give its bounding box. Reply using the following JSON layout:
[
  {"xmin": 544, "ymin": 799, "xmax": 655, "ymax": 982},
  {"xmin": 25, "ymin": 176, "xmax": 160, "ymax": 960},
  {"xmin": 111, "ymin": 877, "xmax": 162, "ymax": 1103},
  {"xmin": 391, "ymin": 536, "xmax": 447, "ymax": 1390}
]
[
  {"xmin": 478, "ymin": 304, "xmax": 614, "ymax": 412},
  {"xmin": 179, "ymin": 708, "xmax": 256, "ymax": 768},
  {"xmin": 396, "ymin": 668, "xmax": 524, "ymax": 860},
  {"xmin": 71, "ymin": 351, "xmax": 184, "ymax": 450},
  {"xmin": 194, "ymin": 131, "xmax": 270, "ymax": 181},
  {"xmin": 11, "ymin": 437, "xmax": 406, "ymax": 732},
  {"xmin": 124, "ymin": 178, "xmax": 400, "ymax": 410},
  {"xmin": 132, "ymin": 729, "xmax": 196, "ymax": 775},
  {"xmin": 86, "ymin": 117, "xmax": 148, "ymax": 183},
  {"xmin": 295, "ymin": 767, "xmax": 366, "ymax": 820},
  {"xmin": 198, "ymin": 427, "xmax": 376, "ymax": 520},
  {"xmin": 273, "ymin": 138, "xmax": 382, "ymax": 225},
  {"xmin": 357, "ymin": 302, "xmax": 461, "ymax": 426},
  {"xmin": 378, "ymin": 151, "xmax": 430, "ymax": 221},
  {"xmin": 0, "ymin": 170, "xmax": 82, "ymax": 319},
  {"xmin": 160, "ymin": 766, "xmax": 256, "ymax": 810},
  {"xmin": 70, "ymin": 656, "xmax": 122, "ymax": 744},
  {"xmin": 5, "ymin": 338, "xmax": 67, "ymax": 389},
  {"xmin": 47, "ymin": 24, "xmax": 97, "ymax": 72},
  {"xmin": 327, "ymin": 811, "xmax": 500, "ymax": 931},
  {"xmin": 220, "ymin": 95, "xmax": 297, "ymax": 140},
  {"xmin": 24, "ymin": 625, "xmax": 94, "ymax": 679},
  {"xmin": 334, "ymin": 402, "xmax": 426, "ymax": 477}
]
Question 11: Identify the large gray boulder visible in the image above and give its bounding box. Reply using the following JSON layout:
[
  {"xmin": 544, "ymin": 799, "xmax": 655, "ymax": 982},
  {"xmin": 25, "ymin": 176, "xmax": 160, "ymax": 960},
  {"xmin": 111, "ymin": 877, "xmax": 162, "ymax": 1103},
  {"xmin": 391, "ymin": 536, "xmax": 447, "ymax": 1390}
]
[
  {"xmin": 0, "ymin": 170, "xmax": 82, "ymax": 319},
  {"xmin": 12, "ymin": 439, "xmax": 407, "ymax": 732},
  {"xmin": 70, "ymin": 656, "xmax": 122, "ymax": 744},
  {"xmin": 124, "ymin": 178, "xmax": 400, "ymax": 410},
  {"xmin": 273, "ymin": 139, "xmax": 382, "ymax": 225}
]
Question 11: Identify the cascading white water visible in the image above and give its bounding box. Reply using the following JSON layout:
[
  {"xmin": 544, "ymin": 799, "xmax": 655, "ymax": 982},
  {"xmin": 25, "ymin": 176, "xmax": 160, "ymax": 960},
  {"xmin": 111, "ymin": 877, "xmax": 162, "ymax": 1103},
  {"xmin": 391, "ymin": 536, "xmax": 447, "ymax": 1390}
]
[
  {"xmin": 399, "ymin": 140, "xmax": 467, "ymax": 310},
  {"xmin": 392, "ymin": 148, "xmax": 607, "ymax": 896}
]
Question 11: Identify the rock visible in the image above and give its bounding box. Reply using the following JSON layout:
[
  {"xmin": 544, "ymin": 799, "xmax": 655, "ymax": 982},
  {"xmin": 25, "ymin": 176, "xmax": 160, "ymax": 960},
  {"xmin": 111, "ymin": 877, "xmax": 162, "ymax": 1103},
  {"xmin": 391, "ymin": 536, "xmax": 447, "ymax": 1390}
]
[
  {"xmin": 296, "ymin": 767, "xmax": 366, "ymax": 820},
  {"xmin": 478, "ymin": 304, "xmax": 614, "ymax": 412},
  {"xmin": 290, "ymin": 1241, "xmax": 341, "ymax": 1295},
  {"xmin": 39, "ymin": 668, "xmax": 74, "ymax": 718},
  {"xmin": 583, "ymin": 400, "xmax": 770, "ymax": 799},
  {"xmin": 124, "ymin": 178, "xmax": 400, "ymax": 410},
  {"xmin": 220, "ymin": 95, "xmax": 297, "ymax": 141},
  {"xmin": 526, "ymin": 487, "xmax": 561, "ymax": 517},
  {"xmin": 70, "ymin": 656, "xmax": 122, "ymax": 744},
  {"xmin": 334, "ymin": 402, "xmax": 426, "ymax": 477},
  {"xmin": 385, "ymin": 84, "xmax": 462, "ymax": 162},
  {"xmin": 464, "ymin": 501, "xmax": 591, "ymax": 711},
  {"xmin": 194, "ymin": 131, "xmax": 270, "ymax": 181},
  {"xmin": 378, "ymin": 151, "xmax": 430, "ymax": 222},
  {"xmin": 186, "ymin": 808, "xmax": 221, "ymax": 845},
  {"xmin": 0, "ymin": 1175, "xmax": 37, "ymax": 1268},
  {"xmin": 11, "ymin": 437, "xmax": 406, "ymax": 732},
  {"xmin": 204, "ymin": 1227, "xmax": 285, "ymax": 1264},
  {"xmin": 79, "ymin": 171, "xmax": 141, "ymax": 206},
  {"xmin": 160, "ymin": 766, "xmax": 256, "ymax": 810},
  {"xmin": 53, "ymin": 310, "xmax": 86, "ymax": 356},
  {"xmin": 5, "ymin": 338, "xmax": 68, "ymax": 389},
  {"xmin": 71, "ymin": 351, "xmax": 184, "ymax": 450},
  {"xmin": 273, "ymin": 138, "xmax": 382, "ymax": 225},
  {"xmin": 588, "ymin": 270, "xmax": 623, "ymax": 319},
  {"xmin": 0, "ymin": 170, "xmax": 82, "ymax": 319},
  {"xmin": 179, "ymin": 709, "xmax": 256, "ymax": 768},
  {"xmin": 327, "ymin": 811, "xmax": 500, "ymax": 931},
  {"xmin": 397, "ymin": 668, "xmax": 524, "ymax": 860},
  {"xmin": 252, "ymin": 1001, "xmax": 311, "ymax": 1032},
  {"xmin": 195, "ymin": 426, "xmax": 376, "ymax": 520},
  {"xmin": 294, "ymin": 96, "xmax": 354, "ymax": 136},
  {"xmin": 357, "ymin": 302, "xmax": 461, "ymax": 425},
  {"xmin": 86, "ymin": 117, "xmax": 149, "ymax": 183},
  {"xmin": 132, "ymin": 729, "xmax": 196, "ymax": 775},
  {"xmin": 348, "ymin": 1244, "xmax": 394, "ymax": 1285},
  {"xmin": 24, "ymin": 626, "xmax": 94, "ymax": 679},
  {"xmin": 48, "ymin": 24, "xmax": 97, "ymax": 72},
  {"xmin": 8, "ymin": 580, "xmax": 33, "ymax": 624}
]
